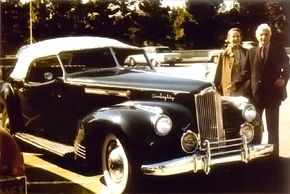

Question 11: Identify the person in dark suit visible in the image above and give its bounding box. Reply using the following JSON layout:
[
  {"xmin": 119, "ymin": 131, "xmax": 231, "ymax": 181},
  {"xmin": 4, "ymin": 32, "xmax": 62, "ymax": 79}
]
[
  {"xmin": 229, "ymin": 23, "xmax": 290, "ymax": 157},
  {"xmin": 214, "ymin": 28, "xmax": 249, "ymax": 96}
]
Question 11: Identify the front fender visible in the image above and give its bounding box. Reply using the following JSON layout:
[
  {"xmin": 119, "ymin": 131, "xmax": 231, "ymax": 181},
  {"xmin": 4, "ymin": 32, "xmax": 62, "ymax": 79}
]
[
  {"xmin": 84, "ymin": 101, "xmax": 194, "ymax": 143},
  {"xmin": 79, "ymin": 101, "xmax": 194, "ymax": 163}
]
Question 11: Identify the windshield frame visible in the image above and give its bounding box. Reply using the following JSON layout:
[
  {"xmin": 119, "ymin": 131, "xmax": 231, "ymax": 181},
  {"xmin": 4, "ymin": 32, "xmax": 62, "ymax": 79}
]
[{"xmin": 57, "ymin": 47, "xmax": 155, "ymax": 78}]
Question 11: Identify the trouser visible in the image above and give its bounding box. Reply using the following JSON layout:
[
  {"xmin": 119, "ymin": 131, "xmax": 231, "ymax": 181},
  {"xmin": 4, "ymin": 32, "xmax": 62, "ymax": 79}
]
[{"xmin": 256, "ymin": 103, "xmax": 280, "ymax": 156}]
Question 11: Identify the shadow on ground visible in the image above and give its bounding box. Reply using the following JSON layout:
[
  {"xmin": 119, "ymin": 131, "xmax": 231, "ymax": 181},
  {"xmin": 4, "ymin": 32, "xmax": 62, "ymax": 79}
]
[{"xmin": 20, "ymin": 141, "xmax": 289, "ymax": 194}]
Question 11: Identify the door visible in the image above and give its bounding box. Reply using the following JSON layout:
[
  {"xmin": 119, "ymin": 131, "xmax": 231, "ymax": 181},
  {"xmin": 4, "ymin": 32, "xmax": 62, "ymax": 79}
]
[{"xmin": 17, "ymin": 56, "xmax": 78, "ymax": 144}]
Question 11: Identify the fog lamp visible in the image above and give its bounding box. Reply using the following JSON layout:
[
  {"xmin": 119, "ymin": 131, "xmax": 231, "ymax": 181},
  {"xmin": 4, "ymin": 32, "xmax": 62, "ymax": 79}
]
[
  {"xmin": 181, "ymin": 130, "xmax": 198, "ymax": 153},
  {"xmin": 240, "ymin": 123, "xmax": 254, "ymax": 143},
  {"xmin": 242, "ymin": 104, "xmax": 257, "ymax": 122}
]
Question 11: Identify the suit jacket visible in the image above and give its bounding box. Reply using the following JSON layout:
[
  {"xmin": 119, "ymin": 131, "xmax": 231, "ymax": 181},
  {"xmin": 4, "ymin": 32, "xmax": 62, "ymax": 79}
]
[
  {"xmin": 214, "ymin": 45, "xmax": 248, "ymax": 96},
  {"xmin": 235, "ymin": 43, "xmax": 290, "ymax": 107}
]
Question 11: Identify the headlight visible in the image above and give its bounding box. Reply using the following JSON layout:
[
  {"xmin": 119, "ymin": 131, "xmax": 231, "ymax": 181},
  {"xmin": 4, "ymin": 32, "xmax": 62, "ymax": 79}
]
[
  {"xmin": 240, "ymin": 123, "xmax": 254, "ymax": 143},
  {"xmin": 242, "ymin": 104, "xmax": 257, "ymax": 122},
  {"xmin": 181, "ymin": 130, "xmax": 199, "ymax": 153},
  {"xmin": 153, "ymin": 115, "xmax": 172, "ymax": 136}
]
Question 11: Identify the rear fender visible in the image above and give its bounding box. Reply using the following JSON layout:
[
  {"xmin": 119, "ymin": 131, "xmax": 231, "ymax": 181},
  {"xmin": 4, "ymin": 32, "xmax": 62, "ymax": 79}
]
[{"xmin": 0, "ymin": 82, "xmax": 24, "ymax": 133}]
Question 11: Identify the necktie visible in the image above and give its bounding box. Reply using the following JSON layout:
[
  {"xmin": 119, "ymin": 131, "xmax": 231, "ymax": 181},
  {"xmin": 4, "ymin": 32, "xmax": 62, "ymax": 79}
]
[{"xmin": 261, "ymin": 47, "xmax": 266, "ymax": 62}]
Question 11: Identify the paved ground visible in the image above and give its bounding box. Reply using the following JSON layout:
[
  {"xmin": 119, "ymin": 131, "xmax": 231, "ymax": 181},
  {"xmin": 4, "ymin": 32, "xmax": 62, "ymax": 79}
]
[{"xmin": 279, "ymin": 83, "xmax": 290, "ymax": 158}]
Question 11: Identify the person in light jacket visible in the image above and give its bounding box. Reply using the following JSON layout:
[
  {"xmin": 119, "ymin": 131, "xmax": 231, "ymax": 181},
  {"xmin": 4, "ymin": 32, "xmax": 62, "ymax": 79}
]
[{"xmin": 214, "ymin": 28, "xmax": 250, "ymax": 97}]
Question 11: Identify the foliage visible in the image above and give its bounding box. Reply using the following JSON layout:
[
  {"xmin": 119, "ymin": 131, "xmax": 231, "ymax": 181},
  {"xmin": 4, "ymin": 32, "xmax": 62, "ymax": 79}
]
[
  {"xmin": 1, "ymin": 0, "xmax": 289, "ymax": 56},
  {"xmin": 170, "ymin": 7, "xmax": 193, "ymax": 46},
  {"xmin": 135, "ymin": 0, "xmax": 172, "ymax": 46},
  {"xmin": 186, "ymin": 0, "xmax": 224, "ymax": 48},
  {"xmin": 1, "ymin": 2, "xmax": 29, "ymax": 54}
]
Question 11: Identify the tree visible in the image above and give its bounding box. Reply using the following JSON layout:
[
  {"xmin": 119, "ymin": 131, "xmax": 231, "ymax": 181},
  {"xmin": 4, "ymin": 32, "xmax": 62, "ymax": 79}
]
[
  {"xmin": 135, "ymin": 0, "xmax": 173, "ymax": 46},
  {"xmin": 228, "ymin": 0, "xmax": 290, "ymax": 45},
  {"xmin": 1, "ymin": 0, "xmax": 289, "ymax": 56},
  {"xmin": 238, "ymin": 1, "xmax": 268, "ymax": 40},
  {"xmin": 266, "ymin": 1, "xmax": 289, "ymax": 46},
  {"xmin": 186, "ymin": 0, "xmax": 223, "ymax": 48},
  {"xmin": 170, "ymin": 7, "xmax": 193, "ymax": 47},
  {"xmin": 1, "ymin": 1, "xmax": 29, "ymax": 55}
]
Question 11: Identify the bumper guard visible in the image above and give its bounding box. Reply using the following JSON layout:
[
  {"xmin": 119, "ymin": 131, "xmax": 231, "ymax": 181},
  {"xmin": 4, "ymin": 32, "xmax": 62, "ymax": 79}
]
[{"xmin": 141, "ymin": 139, "xmax": 273, "ymax": 176}]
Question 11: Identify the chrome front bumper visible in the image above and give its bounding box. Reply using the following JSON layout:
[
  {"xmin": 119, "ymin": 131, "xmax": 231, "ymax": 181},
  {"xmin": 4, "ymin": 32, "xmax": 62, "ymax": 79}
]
[{"xmin": 141, "ymin": 143, "xmax": 273, "ymax": 176}]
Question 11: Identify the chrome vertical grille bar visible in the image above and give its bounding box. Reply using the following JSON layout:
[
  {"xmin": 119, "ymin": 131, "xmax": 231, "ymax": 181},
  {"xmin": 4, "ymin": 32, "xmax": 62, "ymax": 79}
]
[{"xmin": 195, "ymin": 87, "xmax": 225, "ymax": 144}]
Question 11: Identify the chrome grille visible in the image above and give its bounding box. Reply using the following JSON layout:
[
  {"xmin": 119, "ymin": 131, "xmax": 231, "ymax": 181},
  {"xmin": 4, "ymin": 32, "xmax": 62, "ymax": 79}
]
[{"xmin": 195, "ymin": 87, "xmax": 225, "ymax": 143}]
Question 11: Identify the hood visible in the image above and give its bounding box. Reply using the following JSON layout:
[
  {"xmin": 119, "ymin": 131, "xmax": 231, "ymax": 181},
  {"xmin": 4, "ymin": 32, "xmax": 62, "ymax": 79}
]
[{"xmin": 66, "ymin": 69, "xmax": 212, "ymax": 94}]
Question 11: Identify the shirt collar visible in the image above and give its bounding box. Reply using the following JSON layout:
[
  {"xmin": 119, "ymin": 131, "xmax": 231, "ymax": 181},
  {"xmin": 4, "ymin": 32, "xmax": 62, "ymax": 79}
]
[{"xmin": 259, "ymin": 43, "xmax": 270, "ymax": 49}]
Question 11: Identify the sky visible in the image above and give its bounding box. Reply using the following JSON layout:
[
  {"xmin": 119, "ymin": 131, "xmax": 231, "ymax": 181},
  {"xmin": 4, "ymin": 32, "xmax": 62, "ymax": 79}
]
[{"xmin": 161, "ymin": 0, "xmax": 187, "ymax": 8}]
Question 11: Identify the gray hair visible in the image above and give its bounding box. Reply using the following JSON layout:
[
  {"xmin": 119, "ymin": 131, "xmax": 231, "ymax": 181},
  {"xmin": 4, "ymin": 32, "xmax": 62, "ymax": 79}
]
[{"xmin": 255, "ymin": 23, "xmax": 272, "ymax": 37}]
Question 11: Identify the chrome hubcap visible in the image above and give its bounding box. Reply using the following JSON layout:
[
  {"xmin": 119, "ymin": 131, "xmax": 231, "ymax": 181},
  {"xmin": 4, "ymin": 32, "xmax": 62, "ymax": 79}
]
[{"xmin": 107, "ymin": 142, "xmax": 124, "ymax": 183}]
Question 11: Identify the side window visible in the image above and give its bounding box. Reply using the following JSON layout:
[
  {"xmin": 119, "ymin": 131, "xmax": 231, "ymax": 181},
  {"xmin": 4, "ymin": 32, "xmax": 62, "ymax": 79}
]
[
  {"xmin": 60, "ymin": 49, "xmax": 117, "ymax": 74},
  {"xmin": 26, "ymin": 56, "xmax": 63, "ymax": 83}
]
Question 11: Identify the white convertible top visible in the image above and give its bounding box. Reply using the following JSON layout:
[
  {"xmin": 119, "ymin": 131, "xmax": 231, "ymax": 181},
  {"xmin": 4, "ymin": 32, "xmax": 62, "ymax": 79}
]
[{"xmin": 10, "ymin": 36, "xmax": 140, "ymax": 79}]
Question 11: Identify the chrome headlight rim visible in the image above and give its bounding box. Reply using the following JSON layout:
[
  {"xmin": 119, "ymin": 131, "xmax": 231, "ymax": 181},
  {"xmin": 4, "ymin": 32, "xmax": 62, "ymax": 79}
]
[
  {"xmin": 242, "ymin": 103, "xmax": 257, "ymax": 122},
  {"xmin": 240, "ymin": 123, "xmax": 254, "ymax": 143},
  {"xmin": 153, "ymin": 114, "xmax": 172, "ymax": 136}
]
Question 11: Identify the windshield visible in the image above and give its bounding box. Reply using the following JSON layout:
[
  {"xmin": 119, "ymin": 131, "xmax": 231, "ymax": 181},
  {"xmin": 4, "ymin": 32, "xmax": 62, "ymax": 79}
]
[
  {"xmin": 155, "ymin": 47, "xmax": 172, "ymax": 53},
  {"xmin": 59, "ymin": 47, "xmax": 153, "ymax": 74}
]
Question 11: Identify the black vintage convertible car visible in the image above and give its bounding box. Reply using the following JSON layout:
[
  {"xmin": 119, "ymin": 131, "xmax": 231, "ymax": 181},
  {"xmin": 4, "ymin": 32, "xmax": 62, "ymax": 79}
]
[{"xmin": 0, "ymin": 36, "xmax": 273, "ymax": 194}]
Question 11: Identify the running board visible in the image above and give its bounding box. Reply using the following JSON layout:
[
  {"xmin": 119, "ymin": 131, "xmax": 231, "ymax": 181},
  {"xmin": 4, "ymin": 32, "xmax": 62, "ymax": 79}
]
[{"xmin": 15, "ymin": 132, "xmax": 74, "ymax": 157}]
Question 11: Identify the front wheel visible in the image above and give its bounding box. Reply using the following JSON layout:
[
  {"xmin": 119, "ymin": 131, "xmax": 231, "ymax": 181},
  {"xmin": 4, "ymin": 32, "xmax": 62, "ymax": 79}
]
[{"xmin": 102, "ymin": 133, "xmax": 132, "ymax": 194}]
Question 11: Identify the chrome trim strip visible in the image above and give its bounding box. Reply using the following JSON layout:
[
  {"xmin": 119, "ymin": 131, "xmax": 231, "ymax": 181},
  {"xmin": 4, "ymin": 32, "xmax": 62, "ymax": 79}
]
[
  {"xmin": 141, "ymin": 143, "xmax": 273, "ymax": 176},
  {"xmin": 74, "ymin": 142, "xmax": 86, "ymax": 153},
  {"xmin": 211, "ymin": 149, "xmax": 243, "ymax": 157},
  {"xmin": 65, "ymin": 79, "xmax": 189, "ymax": 95},
  {"xmin": 204, "ymin": 139, "xmax": 211, "ymax": 174},
  {"xmin": 85, "ymin": 88, "xmax": 128, "ymax": 98},
  {"xmin": 74, "ymin": 142, "xmax": 86, "ymax": 159},
  {"xmin": 210, "ymin": 142, "xmax": 242, "ymax": 150}
]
